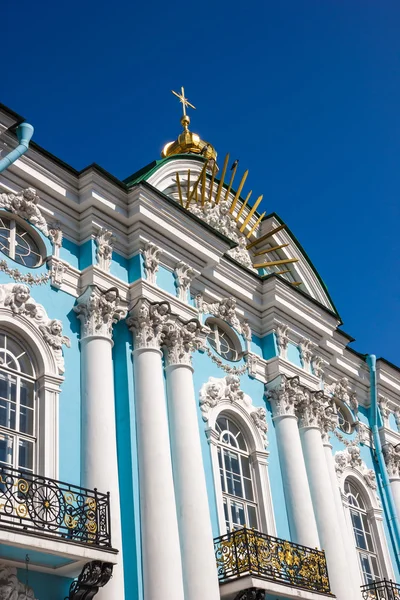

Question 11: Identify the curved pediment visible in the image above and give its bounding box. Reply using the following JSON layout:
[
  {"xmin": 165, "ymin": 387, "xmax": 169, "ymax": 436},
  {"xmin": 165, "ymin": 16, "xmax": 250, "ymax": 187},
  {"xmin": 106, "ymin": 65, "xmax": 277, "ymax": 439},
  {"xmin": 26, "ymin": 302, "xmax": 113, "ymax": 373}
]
[{"xmin": 128, "ymin": 154, "xmax": 336, "ymax": 313}]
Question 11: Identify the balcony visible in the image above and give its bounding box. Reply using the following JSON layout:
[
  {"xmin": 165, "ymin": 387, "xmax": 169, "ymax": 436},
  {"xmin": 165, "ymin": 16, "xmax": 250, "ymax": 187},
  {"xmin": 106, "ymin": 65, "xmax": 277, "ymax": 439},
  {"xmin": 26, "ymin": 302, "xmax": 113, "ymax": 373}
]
[
  {"xmin": 214, "ymin": 528, "xmax": 332, "ymax": 599},
  {"xmin": 0, "ymin": 465, "xmax": 111, "ymax": 547},
  {"xmin": 361, "ymin": 580, "xmax": 400, "ymax": 600},
  {"xmin": 0, "ymin": 465, "xmax": 117, "ymax": 578}
]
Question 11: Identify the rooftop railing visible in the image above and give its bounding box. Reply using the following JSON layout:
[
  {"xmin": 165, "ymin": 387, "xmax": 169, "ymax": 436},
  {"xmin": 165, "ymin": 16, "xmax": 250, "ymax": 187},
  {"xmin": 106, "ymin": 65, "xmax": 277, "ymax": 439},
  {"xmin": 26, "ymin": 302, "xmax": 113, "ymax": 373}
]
[
  {"xmin": 214, "ymin": 527, "xmax": 331, "ymax": 595},
  {"xmin": 0, "ymin": 465, "xmax": 111, "ymax": 548}
]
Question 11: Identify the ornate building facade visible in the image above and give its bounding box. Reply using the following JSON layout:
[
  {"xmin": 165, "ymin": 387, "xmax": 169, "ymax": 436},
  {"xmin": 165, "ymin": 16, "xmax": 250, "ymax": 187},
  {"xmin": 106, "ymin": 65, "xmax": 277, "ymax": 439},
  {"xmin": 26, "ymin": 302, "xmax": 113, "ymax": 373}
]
[{"xmin": 0, "ymin": 93, "xmax": 399, "ymax": 600}]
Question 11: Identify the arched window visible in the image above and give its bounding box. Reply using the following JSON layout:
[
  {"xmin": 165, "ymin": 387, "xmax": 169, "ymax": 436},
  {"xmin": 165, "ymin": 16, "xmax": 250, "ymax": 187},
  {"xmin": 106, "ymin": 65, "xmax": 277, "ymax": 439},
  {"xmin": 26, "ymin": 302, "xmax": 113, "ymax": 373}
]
[
  {"xmin": 345, "ymin": 479, "xmax": 381, "ymax": 584},
  {"xmin": 0, "ymin": 332, "xmax": 36, "ymax": 473},
  {"xmin": 337, "ymin": 406, "xmax": 352, "ymax": 434},
  {"xmin": 216, "ymin": 414, "xmax": 258, "ymax": 530},
  {"xmin": 206, "ymin": 318, "xmax": 242, "ymax": 362},
  {"xmin": 0, "ymin": 215, "xmax": 43, "ymax": 268}
]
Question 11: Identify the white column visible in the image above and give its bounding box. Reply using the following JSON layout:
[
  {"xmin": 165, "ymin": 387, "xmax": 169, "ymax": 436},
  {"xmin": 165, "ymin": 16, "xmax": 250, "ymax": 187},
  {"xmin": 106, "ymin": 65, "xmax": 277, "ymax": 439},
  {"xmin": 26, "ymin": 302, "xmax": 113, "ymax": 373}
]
[
  {"xmin": 164, "ymin": 319, "xmax": 220, "ymax": 600},
  {"xmin": 322, "ymin": 436, "xmax": 362, "ymax": 598},
  {"xmin": 266, "ymin": 376, "xmax": 319, "ymax": 548},
  {"xmin": 75, "ymin": 286, "xmax": 126, "ymax": 600},
  {"xmin": 298, "ymin": 392, "xmax": 354, "ymax": 600},
  {"xmin": 382, "ymin": 443, "xmax": 400, "ymax": 522},
  {"xmin": 128, "ymin": 300, "xmax": 185, "ymax": 600}
]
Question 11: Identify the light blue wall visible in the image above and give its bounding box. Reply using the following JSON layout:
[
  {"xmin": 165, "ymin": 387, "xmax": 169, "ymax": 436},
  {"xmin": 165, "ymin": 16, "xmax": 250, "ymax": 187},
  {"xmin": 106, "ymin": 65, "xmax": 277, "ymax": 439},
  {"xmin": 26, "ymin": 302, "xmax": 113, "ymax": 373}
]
[
  {"xmin": 60, "ymin": 237, "xmax": 79, "ymax": 269},
  {"xmin": 110, "ymin": 251, "xmax": 129, "ymax": 283},
  {"xmin": 262, "ymin": 332, "xmax": 278, "ymax": 360},
  {"xmin": 79, "ymin": 239, "xmax": 95, "ymax": 271},
  {"xmin": 157, "ymin": 265, "xmax": 176, "ymax": 297},
  {"xmin": 389, "ymin": 412, "xmax": 398, "ymax": 432},
  {"xmin": 113, "ymin": 321, "xmax": 142, "ymax": 600},
  {"xmin": 287, "ymin": 342, "xmax": 302, "ymax": 367},
  {"xmin": 129, "ymin": 253, "xmax": 143, "ymax": 283},
  {"xmin": 17, "ymin": 570, "xmax": 72, "ymax": 600}
]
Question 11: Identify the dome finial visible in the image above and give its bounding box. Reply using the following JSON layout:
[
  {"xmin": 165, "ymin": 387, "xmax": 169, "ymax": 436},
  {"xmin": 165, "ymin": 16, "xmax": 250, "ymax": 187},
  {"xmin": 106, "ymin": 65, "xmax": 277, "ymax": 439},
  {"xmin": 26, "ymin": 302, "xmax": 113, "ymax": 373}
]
[{"xmin": 162, "ymin": 86, "xmax": 217, "ymax": 160}]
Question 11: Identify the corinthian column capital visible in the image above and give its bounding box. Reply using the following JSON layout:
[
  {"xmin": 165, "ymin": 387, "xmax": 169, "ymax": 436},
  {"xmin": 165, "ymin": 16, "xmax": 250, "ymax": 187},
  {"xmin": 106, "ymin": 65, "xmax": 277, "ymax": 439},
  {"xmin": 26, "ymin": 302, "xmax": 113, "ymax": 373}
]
[
  {"xmin": 163, "ymin": 318, "xmax": 208, "ymax": 367},
  {"xmin": 128, "ymin": 298, "xmax": 171, "ymax": 350},
  {"xmin": 265, "ymin": 375, "xmax": 302, "ymax": 418},
  {"xmin": 74, "ymin": 286, "xmax": 127, "ymax": 340},
  {"xmin": 296, "ymin": 390, "xmax": 336, "ymax": 435},
  {"xmin": 383, "ymin": 443, "xmax": 400, "ymax": 479}
]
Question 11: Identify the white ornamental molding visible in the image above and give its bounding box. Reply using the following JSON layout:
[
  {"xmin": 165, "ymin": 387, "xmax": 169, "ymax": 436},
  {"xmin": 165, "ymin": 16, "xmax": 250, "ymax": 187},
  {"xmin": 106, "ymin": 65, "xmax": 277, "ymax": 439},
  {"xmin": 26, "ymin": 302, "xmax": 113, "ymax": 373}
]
[
  {"xmin": 95, "ymin": 227, "xmax": 114, "ymax": 273},
  {"xmin": 0, "ymin": 283, "xmax": 70, "ymax": 374},
  {"xmin": 299, "ymin": 338, "xmax": 314, "ymax": 368},
  {"xmin": 0, "ymin": 260, "xmax": 50, "ymax": 286},
  {"xmin": 143, "ymin": 242, "xmax": 162, "ymax": 284},
  {"xmin": 163, "ymin": 318, "xmax": 208, "ymax": 367},
  {"xmin": 378, "ymin": 396, "xmax": 390, "ymax": 425},
  {"xmin": 325, "ymin": 376, "xmax": 358, "ymax": 414},
  {"xmin": 0, "ymin": 188, "xmax": 49, "ymax": 237},
  {"xmin": 0, "ymin": 563, "xmax": 37, "ymax": 600},
  {"xmin": 195, "ymin": 294, "xmax": 251, "ymax": 342},
  {"xmin": 188, "ymin": 199, "xmax": 254, "ymax": 270},
  {"xmin": 48, "ymin": 222, "xmax": 63, "ymax": 257},
  {"xmin": 382, "ymin": 443, "xmax": 400, "ymax": 479},
  {"xmin": 128, "ymin": 298, "xmax": 171, "ymax": 350},
  {"xmin": 48, "ymin": 257, "xmax": 66, "ymax": 289},
  {"xmin": 311, "ymin": 354, "xmax": 325, "ymax": 378},
  {"xmin": 334, "ymin": 445, "xmax": 378, "ymax": 491},
  {"xmin": 74, "ymin": 286, "xmax": 126, "ymax": 340},
  {"xmin": 199, "ymin": 374, "xmax": 268, "ymax": 447},
  {"xmin": 174, "ymin": 261, "xmax": 195, "ymax": 302},
  {"xmin": 275, "ymin": 323, "xmax": 289, "ymax": 359}
]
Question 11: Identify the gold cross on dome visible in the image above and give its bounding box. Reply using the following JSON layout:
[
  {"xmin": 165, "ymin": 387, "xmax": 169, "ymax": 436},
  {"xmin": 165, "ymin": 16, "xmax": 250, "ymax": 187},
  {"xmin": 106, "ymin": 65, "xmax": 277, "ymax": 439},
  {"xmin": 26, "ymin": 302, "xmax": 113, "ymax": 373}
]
[{"xmin": 171, "ymin": 86, "xmax": 196, "ymax": 117}]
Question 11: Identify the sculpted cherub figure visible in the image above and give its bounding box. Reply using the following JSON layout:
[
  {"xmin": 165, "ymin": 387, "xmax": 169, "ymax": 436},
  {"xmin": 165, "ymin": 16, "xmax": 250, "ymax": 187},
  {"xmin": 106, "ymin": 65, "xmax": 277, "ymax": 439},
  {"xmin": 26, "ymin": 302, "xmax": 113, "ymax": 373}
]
[
  {"xmin": 4, "ymin": 284, "xmax": 37, "ymax": 316},
  {"xmin": 39, "ymin": 319, "xmax": 71, "ymax": 350}
]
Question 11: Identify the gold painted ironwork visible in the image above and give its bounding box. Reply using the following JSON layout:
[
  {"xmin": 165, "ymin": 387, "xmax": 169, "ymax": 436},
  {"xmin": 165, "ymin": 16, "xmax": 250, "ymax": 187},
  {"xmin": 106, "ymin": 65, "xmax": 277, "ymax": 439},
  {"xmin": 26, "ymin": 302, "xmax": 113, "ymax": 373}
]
[
  {"xmin": 275, "ymin": 269, "xmax": 291, "ymax": 275},
  {"xmin": 246, "ymin": 212, "xmax": 266, "ymax": 239},
  {"xmin": 291, "ymin": 281, "xmax": 302, "ymax": 286},
  {"xmin": 247, "ymin": 223, "xmax": 287, "ymax": 250},
  {"xmin": 235, "ymin": 191, "xmax": 252, "ymax": 222},
  {"xmin": 230, "ymin": 170, "xmax": 249, "ymax": 214},
  {"xmin": 224, "ymin": 161, "xmax": 238, "ymax": 202},
  {"xmin": 176, "ymin": 173, "xmax": 183, "ymax": 207},
  {"xmin": 254, "ymin": 243, "xmax": 290, "ymax": 256},
  {"xmin": 214, "ymin": 527, "xmax": 331, "ymax": 594},
  {"xmin": 171, "ymin": 86, "xmax": 196, "ymax": 117},
  {"xmin": 215, "ymin": 154, "xmax": 230, "ymax": 205},
  {"xmin": 253, "ymin": 258, "xmax": 299, "ymax": 269},
  {"xmin": 239, "ymin": 195, "xmax": 263, "ymax": 232}
]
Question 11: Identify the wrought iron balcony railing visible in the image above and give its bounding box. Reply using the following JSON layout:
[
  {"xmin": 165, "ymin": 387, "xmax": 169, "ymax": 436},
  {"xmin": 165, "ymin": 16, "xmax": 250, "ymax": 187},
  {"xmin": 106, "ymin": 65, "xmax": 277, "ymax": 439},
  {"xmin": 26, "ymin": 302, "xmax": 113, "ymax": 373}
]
[
  {"xmin": 214, "ymin": 527, "xmax": 331, "ymax": 595},
  {"xmin": 361, "ymin": 579, "xmax": 400, "ymax": 600},
  {"xmin": 0, "ymin": 465, "xmax": 111, "ymax": 548}
]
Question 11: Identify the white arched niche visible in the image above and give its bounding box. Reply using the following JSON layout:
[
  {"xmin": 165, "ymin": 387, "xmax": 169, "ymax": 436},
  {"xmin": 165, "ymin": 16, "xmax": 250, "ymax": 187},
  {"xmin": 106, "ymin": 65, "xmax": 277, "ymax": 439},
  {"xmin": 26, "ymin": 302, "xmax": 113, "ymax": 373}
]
[
  {"xmin": 199, "ymin": 374, "xmax": 276, "ymax": 536},
  {"xmin": 0, "ymin": 284, "xmax": 69, "ymax": 479}
]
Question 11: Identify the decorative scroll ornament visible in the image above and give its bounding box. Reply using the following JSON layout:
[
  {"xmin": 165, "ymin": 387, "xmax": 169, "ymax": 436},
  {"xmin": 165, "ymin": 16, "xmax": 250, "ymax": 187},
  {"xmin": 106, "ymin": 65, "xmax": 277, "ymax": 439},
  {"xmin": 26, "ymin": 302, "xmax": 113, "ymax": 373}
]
[
  {"xmin": 275, "ymin": 323, "xmax": 289, "ymax": 358},
  {"xmin": 325, "ymin": 376, "xmax": 358, "ymax": 414},
  {"xmin": 0, "ymin": 188, "xmax": 48, "ymax": 237},
  {"xmin": 200, "ymin": 375, "xmax": 268, "ymax": 447},
  {"xmin": 334, "ymin": 445, "xmax": 377, "ymax": 490},
  {"xmin": 311, "ymin": 355, "xmax": 325, "ymax": 378},
  {"xmin": 0, "ymin": 563, "xmax": 37, "ymax": 599},
  {"xmin": 128, "ymin": 299, "xmax": 171, "ymax": 350},
  {"xmin": 48, "ymin": 257, "xmax": 66, "ymax": 289},
  {"xmin": 67, "ymin": 561, "xmax": 113, "ymax": 600},
  {"xmin": 163, "ymin": 318, "xmax": 208, "ymax": 367},
  {"xmin": 143, "ymin": 242, "xmax": 162, "ymax": 284},
  {"xmin": 378, "ymin": 396, "xmax": 390, "ymax": 424},
  {"xmin": 382, "ymin": 443, "xmax": 400, "ymax": 479},
  {"xmin": 174, "ymin": 261, "xmax": 195, "ymax": 302},
  {"xmin": 0, "ymin": 259, "xmax": 50, "ymax": 286},
  {"xmin": 48, "ymin": 222, "xmax": 63, "ymax": 256},
  {"xmin": 0, "ymin": 283, "xmax": 69, "ymax": 374},
  {"xmin": 74, "ymin": 286, "xmax": 126, "ymax": 340},
  {"xmin": 195, "ymin": 294, "xmax": 251, "ymax": 340},
  {"xmin": 296, "ymin": 389, "xmax": 336, "ymax": 431},
  {"xmin": 233, "ymin": 589, "xmax": 265, "ymax": 600},
  {"xmin": 95, "ymin": 227, "xmax": 114, "ymax": 272},
  {"xmin": 299, "ymin": 338, "xmax": 313, "ymax": 367}
]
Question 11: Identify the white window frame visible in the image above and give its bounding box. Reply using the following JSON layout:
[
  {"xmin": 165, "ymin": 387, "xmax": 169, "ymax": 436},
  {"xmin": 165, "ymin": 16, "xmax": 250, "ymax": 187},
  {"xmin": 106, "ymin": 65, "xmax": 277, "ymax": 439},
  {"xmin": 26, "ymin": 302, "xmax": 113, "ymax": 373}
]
[
  {"xmin": 339, "ymin": 470, "xmax": 395, "ymax": 584},
  {"xmin": 205, "ymin": 399, "xmax": 276, "ymax": 537},
  {"xmin": 0, "ymin": 214, "xmax": 44, "ymax": 268},
  {"xmin": 0, "ymin": 313, "xmax": 63, "ymax": 480},
  {"xmin": 205, "ymin": 317, "xmax": 243, "ymax": 363}
]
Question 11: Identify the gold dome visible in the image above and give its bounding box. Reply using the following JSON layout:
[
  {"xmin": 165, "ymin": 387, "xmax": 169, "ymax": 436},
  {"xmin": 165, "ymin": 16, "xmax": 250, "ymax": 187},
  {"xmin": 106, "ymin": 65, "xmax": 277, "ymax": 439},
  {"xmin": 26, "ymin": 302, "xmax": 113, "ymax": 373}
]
[{"xmin": 162, "ymin": 87, "xmax": 217, "ymax": 160}]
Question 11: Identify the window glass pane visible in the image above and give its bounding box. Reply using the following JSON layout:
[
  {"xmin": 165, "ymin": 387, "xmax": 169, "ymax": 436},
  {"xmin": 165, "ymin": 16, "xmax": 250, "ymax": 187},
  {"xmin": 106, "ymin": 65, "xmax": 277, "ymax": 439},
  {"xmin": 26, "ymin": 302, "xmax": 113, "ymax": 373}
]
[
  {"xmin": 247, "ymin": 505, "xmax": 258, "ymax": 529},
  {"xmin": 241, "ymin": 456, "xmax": 251, "ymax": 479},
  {"xmin": 0, "ymin": 433, "xmax": 13, "ymax": 466},
  {"xmin": 223, "ymin": 498, "xmax": 229, "ymax": 530},
  {"xmin": 19, "ymin": 406, "xmax": 34, "ymax": 435},
  {"xmin": 230, "ymin": 500, "xmax": 245, "ymax": 527},
  {"xmin": 20, "ymin": 380, "xmax": 34, "ymax": 408},
  {"xmin": 18, "ymin": 439, "xmax": 34, "ymax": 471},
  {"xmin": 244, "ymin": 478, "xmax": 254, "ymax": 501},
  {"xmin": 224, "ymin": 449, "xmax": 240, "ymax": 475},
  {"xmin": 371, "ymin": 556, "xmax": 380, "ymax": 579},
  {"xmin": 0, "ymin": 397, "xmax": 16, "ymax": 430}
]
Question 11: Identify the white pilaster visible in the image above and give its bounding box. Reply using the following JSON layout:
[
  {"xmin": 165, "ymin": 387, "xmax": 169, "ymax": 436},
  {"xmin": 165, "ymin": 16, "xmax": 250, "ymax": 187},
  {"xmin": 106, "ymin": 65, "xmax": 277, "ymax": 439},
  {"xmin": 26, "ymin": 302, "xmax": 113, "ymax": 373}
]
[
  {"xmin": 266, "ymin": 376, "xmax": 319, "ymax": 548},
  {"xmin": 383, "ymin": 443, "xmax": 400, "ymax": 522},
  {"xmin": 163, "ymin": 318, "xmax": 220, "ymax": 600},
  {"xmin": 298, "ymin": 391, "xmax": 354, "ymax": 600},
  {"xmin": 128, "ymin": 300, "xmax": 185, "ymax": 600},
  {"xmin": 75, "ymin": 286, "xmax": 126, "ymax": 600}
]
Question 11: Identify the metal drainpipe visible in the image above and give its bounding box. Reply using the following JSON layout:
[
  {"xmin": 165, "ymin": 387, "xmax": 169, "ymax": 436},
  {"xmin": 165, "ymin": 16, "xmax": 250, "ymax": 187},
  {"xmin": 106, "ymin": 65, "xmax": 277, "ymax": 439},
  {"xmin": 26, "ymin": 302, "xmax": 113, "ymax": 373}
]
[
  {"xmin": 367, "ymin": 354, "xmax": 400, "ymax": 566},
  {"xmin": 0, "ymin": 122, "xmax": 34, "ymax": 173}
]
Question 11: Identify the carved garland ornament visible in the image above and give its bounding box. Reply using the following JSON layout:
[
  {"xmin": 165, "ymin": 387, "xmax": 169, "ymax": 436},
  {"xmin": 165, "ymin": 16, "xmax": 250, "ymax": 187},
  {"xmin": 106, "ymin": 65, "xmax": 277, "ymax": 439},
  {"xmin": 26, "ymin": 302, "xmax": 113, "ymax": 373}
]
[
  {"xmin": 0, "ymin": 283, "xmax": 70, "ymax": 374},
  {"xmin": 199, "ymin": 375, "xmax": 268, "ymax": 447},
  {"xmin": 0, "ymin": 563, "xmax": 37, "ymax": 599},
  {"xmin": 0, "ymin": 260, "xmax": 50, "ymax": 286}
]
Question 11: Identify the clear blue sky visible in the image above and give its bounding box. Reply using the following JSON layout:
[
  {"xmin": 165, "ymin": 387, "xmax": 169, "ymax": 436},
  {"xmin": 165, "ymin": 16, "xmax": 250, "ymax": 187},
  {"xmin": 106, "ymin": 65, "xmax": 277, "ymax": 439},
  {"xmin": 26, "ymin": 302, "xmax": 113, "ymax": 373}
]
[{"xmin": 3, "ymin": 0, "xmax": 400, "ymax": 364}]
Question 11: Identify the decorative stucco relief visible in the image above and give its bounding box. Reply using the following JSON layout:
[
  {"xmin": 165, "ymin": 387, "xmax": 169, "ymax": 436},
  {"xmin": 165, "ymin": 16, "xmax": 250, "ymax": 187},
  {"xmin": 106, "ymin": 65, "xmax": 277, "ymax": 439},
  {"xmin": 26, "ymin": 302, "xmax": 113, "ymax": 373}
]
[
  {"xmin": 195, "ymin": 294, "xmax": 251, "ymax": 341},
  {"xmin": 0, "ymin": 188, "xmax": 49, "ymax": 237},
  {"xmin": 163, "ymin": 318, "xmax": 208, "ymax": 367},
  {"xmin": 143, "ymin": 242, "xmax": 162, "ymax": 284},
  {"xmin": 334, "ymin": 445, "xmax": 377, "ymax": 491},
  {"xmin": 382, "ymin": 443, "xmax": 400, "ymax": 479},
  {"xmin": 299, "ymin": 338, "xmax": 314, "ymax": 368},
  {"xmin": 128, "ymin": 299, "xmax": 171, "ymax": 350},
  {"xmin": 0, "ymin": 260, "xmax": 50, "ymax": 286},
  {"xmin": 95, "ymin": 228, "xmax": 114, "ymax": 272},
  {"xmin": 0, "ymin": 283, "xmax": 70, "ymax": 374},
  {"xmin": 200, "ymin": 375, "xmax": 268, "ymax": 447},
  {"xmin": 311, "ymin": 355, "xmax": 325, "ymax": 378},
  {"xmin": 174, "ymin": 261, "xmax": 195, "ymax": 302},
  {"xmin": 48, "ymin": 257, "xmax": 65, "ymax": 289},
  {"xmin": 275, "ymin": 324, "xmax": 289, "ymax": 359},
  {"xmin": 325, "ymin": 376, "xmax": 358, "ymax": 414},
  {"xmin": 75, "ymin": 286, "xmax": 126, "ymax": 340},
  {"xmin": 0, "ymin": 563, "xmax": 37, "ymax": 599},
  {"xmin": 48, "ymin": 222, "xmax": 63, "ymax": 256}
]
